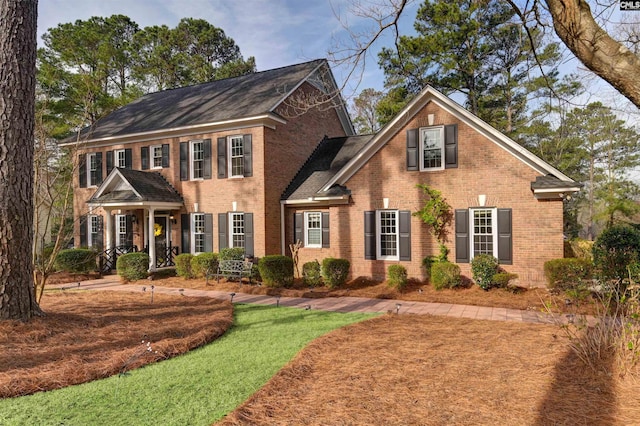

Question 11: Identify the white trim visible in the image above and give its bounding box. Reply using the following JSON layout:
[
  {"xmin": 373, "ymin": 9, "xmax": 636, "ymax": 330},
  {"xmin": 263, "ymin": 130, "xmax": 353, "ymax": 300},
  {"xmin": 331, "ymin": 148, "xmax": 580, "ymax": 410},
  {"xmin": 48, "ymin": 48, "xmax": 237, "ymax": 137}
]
[
  {"xmin": 304, "ymin": 211, "xmax": 322, "ymax": 248},
  {"xmin": 190, "ymin": 139, "xmax": 205, "ymax": 180},
  {"xmin": 90, "ymin": 168, "xmax": 143, "ymax": 200},
  {"xmin": 87, "ymin": 152, "xmax": 98, "ymax": 187},
  {"xmin": 420, "ymin": 126, "xmax": 445, "ymax": 171},
  {"xmin": 227, "ymin": 135, "xmax": 245, "ymax": 178},
  {"xmin": 229, "ymin": 212, "xmax": 245, "ymax": 249},
  {"xmin": 87, "ymin": 200, "xmax": 183, "ymax": 209},
  {"xmin": 191, "ymin": 213, "xmax": 205, "ymax": 254},
  {"xmin": 469, "ymin": 207, "xmax": 498, "ymax": 260},
  {"xmin": 281, "ymin": 195, "xmax": 350, "ymax": 206},
  {"xmin": 88, "ymin": 214, "xmax": 100, "ymax": 248},
  {"xmin": 321, "ymin": 86, "xmax": 577, "ymax": 192},
  {"xmin": 114, "ymin": 149, "xmax": 126, "ymax": 169},
  {"xmin": 150, "ymin": 144, "xmax": 163, "ymax": 169},
  {"xmin": 115, "ymin": 214, "xmax": 127, "ymax": 247},
  {"xmin": 376, "ymin": 209, "xmax": 400, "ymax": 261}
]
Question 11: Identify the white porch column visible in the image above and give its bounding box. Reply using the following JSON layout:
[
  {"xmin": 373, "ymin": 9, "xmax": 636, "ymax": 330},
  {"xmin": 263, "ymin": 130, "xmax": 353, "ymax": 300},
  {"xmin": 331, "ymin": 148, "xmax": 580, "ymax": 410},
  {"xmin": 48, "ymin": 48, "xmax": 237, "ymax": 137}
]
[
  {"xmin": 148, "ymin": 207, "xmax": 156, "ymax": 271},
  {"xmin": 104, "ymin": 208, "xmax": 114, "ymax": 251}
]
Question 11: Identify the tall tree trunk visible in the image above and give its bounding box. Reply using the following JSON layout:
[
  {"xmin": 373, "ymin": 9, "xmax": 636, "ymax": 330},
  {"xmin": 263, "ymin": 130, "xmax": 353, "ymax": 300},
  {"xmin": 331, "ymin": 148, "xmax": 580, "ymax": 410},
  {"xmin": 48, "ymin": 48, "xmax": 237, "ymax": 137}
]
[{"xmin": 0, "ymin": 0, "xmax": 41, "ymax": 320}]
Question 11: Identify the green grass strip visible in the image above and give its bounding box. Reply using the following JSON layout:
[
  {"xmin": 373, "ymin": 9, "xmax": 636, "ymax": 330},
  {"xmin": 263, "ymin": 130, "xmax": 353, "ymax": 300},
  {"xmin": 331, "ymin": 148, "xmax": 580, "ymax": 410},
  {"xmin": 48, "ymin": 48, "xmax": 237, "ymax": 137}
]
[{"xmin": 0, "ymin": 304, "xmax": 375, "ymax": 425}]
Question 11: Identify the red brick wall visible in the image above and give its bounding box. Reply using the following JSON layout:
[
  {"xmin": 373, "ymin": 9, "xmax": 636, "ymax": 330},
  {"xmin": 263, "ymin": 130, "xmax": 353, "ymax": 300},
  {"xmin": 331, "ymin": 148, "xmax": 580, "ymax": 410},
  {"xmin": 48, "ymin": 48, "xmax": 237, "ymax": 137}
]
[{"xmin": 287, "ymin": 103, "xmax": 564, "ymax": 287}]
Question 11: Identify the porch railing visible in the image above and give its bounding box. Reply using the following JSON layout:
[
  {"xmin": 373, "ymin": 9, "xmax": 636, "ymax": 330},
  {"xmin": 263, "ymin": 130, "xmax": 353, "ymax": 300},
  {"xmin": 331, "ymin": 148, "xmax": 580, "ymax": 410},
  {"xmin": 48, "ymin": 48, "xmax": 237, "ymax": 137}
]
[
  {"xmin": 143, "ymin": 245, "xmax": 179, "ymax": 268},
  {"xmin": 98, "ymin": 245, "xmax": 138, "ymax": 273}
]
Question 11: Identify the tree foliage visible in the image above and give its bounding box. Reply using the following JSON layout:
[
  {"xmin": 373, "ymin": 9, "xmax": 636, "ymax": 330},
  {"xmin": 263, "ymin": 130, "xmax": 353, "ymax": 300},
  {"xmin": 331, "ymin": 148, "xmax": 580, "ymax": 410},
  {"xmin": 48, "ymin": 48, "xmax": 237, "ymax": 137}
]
[{"xmin": 351, "ymin": 88, "xmax": 384, "ymax": 134}]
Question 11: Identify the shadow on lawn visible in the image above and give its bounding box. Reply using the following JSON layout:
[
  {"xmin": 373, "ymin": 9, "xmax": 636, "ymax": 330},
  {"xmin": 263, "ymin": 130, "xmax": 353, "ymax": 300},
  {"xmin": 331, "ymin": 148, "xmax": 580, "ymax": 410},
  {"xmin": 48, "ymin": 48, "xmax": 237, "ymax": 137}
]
[{"xmin": 534, "ymin": 326, "xmax": 617, "ymax": 425}]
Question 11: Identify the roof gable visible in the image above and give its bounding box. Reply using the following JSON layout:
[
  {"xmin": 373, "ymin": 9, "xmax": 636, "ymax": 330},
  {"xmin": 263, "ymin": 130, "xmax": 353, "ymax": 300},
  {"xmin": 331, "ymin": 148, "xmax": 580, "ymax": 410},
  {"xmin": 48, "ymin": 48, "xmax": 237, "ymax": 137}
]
[
  {"xmin": 89, "ymin": 168, "xmax": 183, "ymax": 206},
  {"xmin": 321, "ymin": 86, "xmax": 578, "ymax": 192}
]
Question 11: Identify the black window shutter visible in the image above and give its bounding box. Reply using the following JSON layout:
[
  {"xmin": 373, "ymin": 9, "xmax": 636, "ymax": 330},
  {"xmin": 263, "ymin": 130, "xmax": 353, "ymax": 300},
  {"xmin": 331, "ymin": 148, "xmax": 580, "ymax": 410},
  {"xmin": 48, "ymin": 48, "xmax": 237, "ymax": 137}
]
[
  {"xmin": 455, "ymin": 209, "xmax": 470, "ymax": 263},
  {"xmin": 125, "ymin": 148, "xmax": 132, "ymax": 169},
  {"xmin": 364, "ymin": 211, "xmax": 376, "ymax": 260},
  {"xmin": 125, "ymin": 215, "xmax": 134, "ymax": 247},
  {"xmin": 243, "ymin": 134, "xmax": 253, "ymax": 177},
  {"xmin": 162, "ymin": 144, "xmax": 170, "ymax": 168},
  {"xmin": 203, "ymin": 139, "xmax": 212, "ymax": 179},
  {"xmin": 497, "ymin": 208, "xmax": 513, "ymax": 265},
  {"xmin": 217, "ymin": 137, "xmax": 227, "ymax": 179},
  {"xmin": 95, "ymin": 216, "xmax": 104, "ymax": 250},
  {"xmin": 106, "ymin": 151, "xmax": 114, "ymax": 175},
  {"xmin": 204, "ymin": 213, "xmax": 213, "ymax": 252},
  {"xmin": 294, "ymin": 213, "xmax": 303, "ymax": 246},
  {"xmin": 181, "ymin": 214, "xmax": 190, "ymax": 254},
  {"xmin": 79, "ymin": 215, "xmax": 87, "ymax": 247},
  {"xmin": 399, "ymin": 210, "xmax": 411, "ymax": 261},
  {"xmin": 95, "ymin": 152, "xmax": 103, "ymax": 184},
  {"xmin": 141, "ymin": 147, "xmax": 149, "ymax": 170},
  {"xmin": 218, "ymin": 213, "xmax": 228, "ymax": 250},
  {"xmin": 322, "ymin": 212, "xmax": 330, "ymax": 248},
  {"xmin": 445, "ymin": 124, "xmax": 458, "ymax": 169},
  {"xmin": 180, "ymin": 142, "xmax": 188, "ymax": 181},
  {"xmin": 406, "ymin": 129, "xmax": 419, "ymax": 171},
  {"xmin": 244, "ymin": 213, "xmax": 254, "ymax": 257},
  {"xmin": 79, "ymin": 154, "xmax": 87, "ymax": 188}
]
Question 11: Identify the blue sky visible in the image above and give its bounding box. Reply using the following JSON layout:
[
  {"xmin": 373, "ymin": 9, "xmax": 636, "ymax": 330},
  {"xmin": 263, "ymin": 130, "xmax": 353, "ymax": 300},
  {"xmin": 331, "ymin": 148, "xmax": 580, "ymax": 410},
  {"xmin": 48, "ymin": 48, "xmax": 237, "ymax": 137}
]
[{"xmin": 37, "ymin": 0, "xmax": 420, "ymax": 99}]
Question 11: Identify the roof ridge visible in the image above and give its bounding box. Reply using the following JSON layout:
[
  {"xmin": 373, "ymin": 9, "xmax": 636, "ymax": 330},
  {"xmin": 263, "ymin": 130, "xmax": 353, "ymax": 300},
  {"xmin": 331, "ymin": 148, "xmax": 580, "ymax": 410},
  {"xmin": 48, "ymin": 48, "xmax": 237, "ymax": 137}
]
[{"xmin": 281, "ymin": 135, "xmax": 332, "ymax": 200}]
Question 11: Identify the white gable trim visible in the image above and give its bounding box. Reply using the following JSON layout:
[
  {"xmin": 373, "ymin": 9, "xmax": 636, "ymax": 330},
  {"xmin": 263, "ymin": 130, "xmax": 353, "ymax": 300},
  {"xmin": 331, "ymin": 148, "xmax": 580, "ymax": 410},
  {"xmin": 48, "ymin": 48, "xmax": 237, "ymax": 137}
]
[
  {"xmin": 91, "ymin": 168, "xmax": 142, "ymax": 200},
  {"xmin": 321, "ymin": 86, "xmax": 575, "ymax": 192}
]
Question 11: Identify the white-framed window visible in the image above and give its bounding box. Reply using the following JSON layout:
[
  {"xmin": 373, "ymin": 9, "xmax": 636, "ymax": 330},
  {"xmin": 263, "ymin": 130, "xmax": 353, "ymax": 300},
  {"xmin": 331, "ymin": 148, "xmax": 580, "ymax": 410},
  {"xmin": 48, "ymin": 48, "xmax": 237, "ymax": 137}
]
[
  {"xmin": 190, "ymin": 140, "xmax": 204, "ymax": 180},
  {"xmin": 228, "ymin": 135, "xmax": 244, "ymax": 178},
  {"xmin": 229, "ymin": 212, "xmax": 245, "ymax": 248},
  {"xmin": 376, "ymin": 210, "xmax": 399, "ymax": 260},
  {"xmin": 151, "ymin": 145, "xmax": 163, "ymax": 169},
  {"xmin": 420, "ymin": 126, "xmax": 444, "ymax": 171},
  {"xmin": 304, "ymin": 212, "xmax": 322, "ymax": 248},
  {"xmin": 192, "ymin": 213, "xmax": 205, "ymax": 254},
  {"xmin": 88, "ymin": 215, "xmax": 100, "ymax": 248},
  {"xmin": 87, "ymin": 153, "xmax": 98, "ymax": 187},
  {"xmin": 115, "ymin": 215, "xmax": 127, "ymax": 247},
  {"xmin": 115, "ymin": 149, "xmax": 126, "ymax": 169},
  {"xmin": 471, "ymin": 208, "xmax": 498, "ymax": 259}
]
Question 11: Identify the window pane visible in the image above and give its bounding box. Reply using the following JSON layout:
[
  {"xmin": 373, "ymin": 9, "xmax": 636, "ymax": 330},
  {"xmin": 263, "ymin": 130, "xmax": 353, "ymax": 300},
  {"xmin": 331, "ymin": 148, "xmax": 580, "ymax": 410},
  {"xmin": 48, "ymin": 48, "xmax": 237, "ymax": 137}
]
[
  {"xmin": 306, "ymin": 212, "xmax": 321, "ymax": 246},
  {"xmin": 230, "ymin": 137, "xmax": 244, "ymax": 177},
  {"xmin": 473, "ymin": 209, "xmax": 494, "ymax": 256},
  {"xmin": 192, "ymin": 141, "xmax": 204, "ymax": 179},
  {"xmin": 231, "ymin": 213, "xmax": 245, "ymax": 248},
  {"xmin": 421, "ymin": 128, "xmax": 443, "ymax": 169},
  {"xmin": 379, "ymin": 211, "xmax": 397, "ymax": 257},
  {"xmin": 193, "ymin": 213, "xmax": 205, "ymax": 253},
  {"xmin": 116, "ymin": 150, "xmax": 126, "ymax": 168},
  {"xmin": 153, "ymin": 146, "xmax": 163, "ymax": 168}
]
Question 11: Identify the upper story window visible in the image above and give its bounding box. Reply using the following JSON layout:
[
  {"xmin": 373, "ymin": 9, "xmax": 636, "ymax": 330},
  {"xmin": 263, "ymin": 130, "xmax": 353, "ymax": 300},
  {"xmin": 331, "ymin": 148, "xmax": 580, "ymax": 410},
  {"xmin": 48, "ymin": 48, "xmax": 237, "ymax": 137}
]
[
  {"xmin": 191, "ymin": 140, "xmax": 205, "ymax": 180},
  {"xmin": 152, "ymin": 145, "xmax": 163, "ymax": 169},
  {"xmin": 377, "ymin": 210, "xmax": 399, "ymax": 260},
  {"xmin": 229, "ymin": 135, "xmax": 244, "ymax": 177},
  {"xmin": 421, "ymin": 126, "xmax": 444, "ymax": 171},
  {"xmin": 304, "ymin": 212, "xmax": 322, "ymax": 248},
  {"xmin": 115, "ymin": 149, "xmax": 126, "ymax": 169},
  {"xmin": 88, "ymin": 153, "xmax": 99, "ymax": 187}
]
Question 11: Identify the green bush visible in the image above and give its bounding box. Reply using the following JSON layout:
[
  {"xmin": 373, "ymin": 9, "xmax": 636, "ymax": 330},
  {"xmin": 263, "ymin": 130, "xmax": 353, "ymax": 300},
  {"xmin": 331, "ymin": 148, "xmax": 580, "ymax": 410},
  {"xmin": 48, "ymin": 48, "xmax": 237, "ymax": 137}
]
[
  {"xmin": 302, "ymin": 260, "xmax": 322, "ymax": 287},
  {"xmin": 116, "ymin": 252, "xmax": 149, "ymax": 281},
  {"xmin": 219, "ymin": 247, "xmax": 245, "ymax": 261},
  {"xmin": 430, "ymin": 262, "xmax": 462, "ymax": 290},
  {"xmin": 544, "ymin": 258, "xmax": 593, "ymax": 291},
  {"xmin": 387, "ymin": 265, "xmax": 408, "ymax": 290},
  {"xmin": 191, "ymin": 252, "xmax": 219, "ymax": 279},
  {"xmin": 321, "ymin": 258, "xmax": 350, "ymax": 289},
  {"xmin": 258, "ymin": 255, "xmax": 294, "ymax": 288},
  {"xmin": 593, "ymin": 225, "xmax": 640, "ymax": 284},
  {"xmin": 492, "ymin": 272, "xmax": 519, "ymax": 289},
  {"xmin": 175, "ymin": 253, "xmax": 195, "ymax": 279},
  {"xmin": 471, "ymin": 254, "xmax": 499, "ymax": 290},
  {"xmin": 55, "ymin": 248, "xmax": 96, "ymax": 274}
]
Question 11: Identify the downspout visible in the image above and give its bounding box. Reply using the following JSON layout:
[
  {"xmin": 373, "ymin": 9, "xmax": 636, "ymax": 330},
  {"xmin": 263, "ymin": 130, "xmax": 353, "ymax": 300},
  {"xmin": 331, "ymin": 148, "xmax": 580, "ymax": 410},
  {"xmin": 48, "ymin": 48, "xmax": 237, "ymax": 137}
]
[{"xmin": 280, "ymin": 200, "xmax": 286, "ymax": 255}]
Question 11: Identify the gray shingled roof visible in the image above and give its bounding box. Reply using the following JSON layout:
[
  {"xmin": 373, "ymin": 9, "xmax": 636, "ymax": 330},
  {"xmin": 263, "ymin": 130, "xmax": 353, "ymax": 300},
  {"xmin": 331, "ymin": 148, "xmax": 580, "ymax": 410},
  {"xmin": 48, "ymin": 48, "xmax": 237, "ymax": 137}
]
[
  {"xmin": 530, "ymin": 174, "xmax": 582, "ymax": 191},
  {"xmin": 282, "ymin": 135, "xmax": 373, "ymax": 201},
  {"xmin": 68, "ymin": 59, "xmax": 327, "ymax": 142},
  {"xmin": 89, "ymin": 168, "xmax": 183, "ymax": 204}
]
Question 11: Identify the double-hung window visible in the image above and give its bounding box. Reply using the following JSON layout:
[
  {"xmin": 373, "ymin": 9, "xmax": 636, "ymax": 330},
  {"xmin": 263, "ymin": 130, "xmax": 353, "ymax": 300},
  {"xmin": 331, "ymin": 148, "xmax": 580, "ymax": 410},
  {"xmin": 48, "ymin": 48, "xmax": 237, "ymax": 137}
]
[
  {"xmin": 420, "ymin": 126, "xmax": 444, "ymax": 171},
  {"xmin": 89, "ymin": 215, "xmax": 100, "ymax": 248},
  {"xmin": 151, "ymin": 145, "xmax": 163, "ymax": 169},
  {"xmin": 115, "ymin": 149, "xmax": 126, "ymax": 169},
  {"xmin": 230, "ymin": 212, "xmax": 245, "ymax": 248},
  {"xmin": 192, "ymin": 213, "xmax": 205, "ymax": 254},
  {"xmin": 377, "ymin": 210, "xmax": 399, "ymax": 260},
  {"xmin": 115, "ymin": 215, "xmax": 127, "ymax": 247},
  {"xmin": 87, "ymin": 153, "xmax": 98, "ymax": 187},
  {"xmin": 191, "ymin": 140, "xmax": 204, "ymax": 179},
  {"xmin": 304, "ymin": 212, "xmax": 322, "ymax": 248},
  {"xmin": 471, "ymin": 208, "xmax": 497, "ymax": 258},
  {"xmin": 229, "ymin": 135, "xmax": 244, "ymax": 177}
]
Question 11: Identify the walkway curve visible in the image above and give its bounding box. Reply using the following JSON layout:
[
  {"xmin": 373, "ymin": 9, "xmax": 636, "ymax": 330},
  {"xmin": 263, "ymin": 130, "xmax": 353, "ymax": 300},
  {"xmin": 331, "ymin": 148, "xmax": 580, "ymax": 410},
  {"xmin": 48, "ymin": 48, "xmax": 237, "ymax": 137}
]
[{"xmin": 50, "ymin": 277, "xmax": 569, "ymax": 325}]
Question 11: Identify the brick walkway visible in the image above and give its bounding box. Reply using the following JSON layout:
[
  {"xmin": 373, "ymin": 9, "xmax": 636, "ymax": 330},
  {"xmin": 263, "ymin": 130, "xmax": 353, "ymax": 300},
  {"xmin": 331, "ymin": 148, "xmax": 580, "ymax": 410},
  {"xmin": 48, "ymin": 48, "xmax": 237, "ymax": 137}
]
[{"xmin": 51, "ymin": 277, "xmax": 567, "ymax": 325}]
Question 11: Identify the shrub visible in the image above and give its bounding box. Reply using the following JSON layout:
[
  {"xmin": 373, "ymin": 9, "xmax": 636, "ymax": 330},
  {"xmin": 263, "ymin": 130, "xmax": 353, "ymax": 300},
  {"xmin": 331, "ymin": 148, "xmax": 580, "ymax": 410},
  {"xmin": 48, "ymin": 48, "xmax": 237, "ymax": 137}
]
[
  {"xmin": 175, "ymin": 253, "xmax": 195, "ymax": 278},
  {"xmin": 430, "ymin": 262, "xmax": 462, "ymax": 290},
  {"xmin": 593, "ymin": 225, "xmax": 640, "ymax": 284},
  {"xmin": 302, "ymin": 260, "xmax": 322, "ymax": 287},
  {"xmin": 191, "ymin": 252, "xmax": 219, "ymax": 279},
  {"xmin": 219, "ymin": 247, "xmax": 245, "ymax": 261},
  {"xmin": 258, "ymin": 255, "xmax": 294, "ymax": 288},
  {"xmin": 321, "ymin": 258, "xmax": 350, "ymax": 289},
  {"xmin": 544, "ymin": 258, "xmax": 593, "ymax": 291},
  {"xmin": 116, "ymin": 252, "xmax": 149, "ymax": 281},
  {"xmin": 565, "ymin": 238, "xmax": 594, "ymax": 260},
  {"xmin": 55, "ymin": 248, "xmax": 96, "ymax": 274},
  {"xmin": 387, "ymin": 265, "xmax": 408, "ymax": 290},
  {"xmin": 471, "ymin": 254, "xmax": 499, "ymax": 290},
  {"xmin": 492, "ymin": 272, "xmax": 519, "ymax": 289}
]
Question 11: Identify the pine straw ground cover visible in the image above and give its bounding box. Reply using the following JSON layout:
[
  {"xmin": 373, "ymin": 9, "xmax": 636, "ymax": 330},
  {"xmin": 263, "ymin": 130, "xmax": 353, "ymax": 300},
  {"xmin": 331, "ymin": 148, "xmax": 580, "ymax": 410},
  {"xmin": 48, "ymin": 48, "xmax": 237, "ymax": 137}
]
[
  {"xmin": 0, "ymin": 291, "xmax": 232, "ymax": 398},
  {"xmin": 220, "ymin": 314, "xmax": 640, "ymax": 425}
]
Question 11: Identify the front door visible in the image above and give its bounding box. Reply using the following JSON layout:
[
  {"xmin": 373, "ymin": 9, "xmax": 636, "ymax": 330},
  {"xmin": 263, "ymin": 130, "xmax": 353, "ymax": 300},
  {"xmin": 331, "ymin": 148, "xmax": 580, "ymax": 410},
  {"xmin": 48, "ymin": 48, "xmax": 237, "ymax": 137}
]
[{"xmin": 154, "ymin": 216, "xmax": 169, "ymax": 267}]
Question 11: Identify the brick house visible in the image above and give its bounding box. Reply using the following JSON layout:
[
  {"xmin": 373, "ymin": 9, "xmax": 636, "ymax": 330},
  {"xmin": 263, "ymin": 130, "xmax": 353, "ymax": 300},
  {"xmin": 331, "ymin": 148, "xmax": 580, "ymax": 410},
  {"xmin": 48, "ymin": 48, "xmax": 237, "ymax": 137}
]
[
  {"xmin": 61, "ymin": 59, "xmax": 353, "ymax": 271},
  {"xmin": 282, "ymin": 86, "xmax": 580, "ymax": 287}
]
